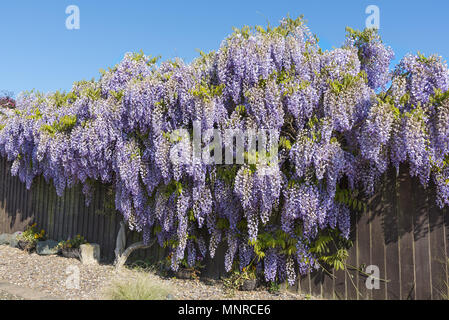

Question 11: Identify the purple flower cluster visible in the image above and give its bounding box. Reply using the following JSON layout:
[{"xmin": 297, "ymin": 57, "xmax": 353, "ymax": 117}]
[{"xmin": 1, "ymin": 16, "xmax": 448, "ymax": 284}]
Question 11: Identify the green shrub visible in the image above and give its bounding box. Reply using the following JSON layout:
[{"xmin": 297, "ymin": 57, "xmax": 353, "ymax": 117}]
[
  {"xmin": 57, "ymin": 234, "xmax": 87, "ymax": 250},
  {"xmin": 17, "ymin": 223, "xmax": 46, "ymax": 245}
]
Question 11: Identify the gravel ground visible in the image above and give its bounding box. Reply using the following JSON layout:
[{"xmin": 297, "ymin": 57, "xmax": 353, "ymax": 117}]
[
  {"xmin": 0, "ymin": 245, "xmax": 309, "ymax": 300},
  {"xmin": 0, "ymin": 289, "xmax": 25, "ymax": 300}
]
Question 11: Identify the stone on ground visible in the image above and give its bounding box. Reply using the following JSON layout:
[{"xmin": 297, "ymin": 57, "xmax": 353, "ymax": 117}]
[
  {"xmin": 36, "ymin": 240, "xmax": 59, "ymax": 255},
  {"xmin": 79, "ymin": 243, "xmax": 100, "ymax": 265},
  {"xmin": 8, "ymin": 232, "xmax": 22, "ymax": 248},
  {"xmin": 0, "ymin": 234, "xmax": 12, "ymax": 245}
]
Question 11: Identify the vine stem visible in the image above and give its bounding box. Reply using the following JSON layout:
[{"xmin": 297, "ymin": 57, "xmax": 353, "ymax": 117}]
[
  {"xmin": 344, "ymin": 262, "xmax": 390, "ymax": 283},
  {"xmin": 114, "ymin": 239, "xmax": 157, "ymax": 269}
]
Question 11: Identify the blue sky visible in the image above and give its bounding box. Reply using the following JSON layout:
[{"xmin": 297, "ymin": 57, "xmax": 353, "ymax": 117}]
[{"xmin": 0, "ymin": 0, "xmax": 448, "ymax": 96}]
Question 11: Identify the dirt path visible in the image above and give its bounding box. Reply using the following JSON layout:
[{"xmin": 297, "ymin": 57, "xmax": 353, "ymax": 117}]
[
  {"xmin": 0, "ymin": 289, "xmax": 25, "ymax": 300},
  {"xmin": 0, "ymin": 281, "xmax": 58, "ymax": 300}
]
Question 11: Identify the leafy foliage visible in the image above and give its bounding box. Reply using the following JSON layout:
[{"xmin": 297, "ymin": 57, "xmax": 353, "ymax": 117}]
[
  {"xmin": 17, "ymin": 223, "xmax": 46, "ymax": 245},
  {"xmin": 57, "ymin": 234, "xmax": 87, "ymax": 250}
]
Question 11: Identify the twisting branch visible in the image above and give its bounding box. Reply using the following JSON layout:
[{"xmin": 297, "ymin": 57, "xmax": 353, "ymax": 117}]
[
  {"xmin": 113, "ymin": 220, "xmax": 157, "ymax": 269},
  {"xmin": 114, "ymin": 239, "xmax": 157, "ymax": 269}
]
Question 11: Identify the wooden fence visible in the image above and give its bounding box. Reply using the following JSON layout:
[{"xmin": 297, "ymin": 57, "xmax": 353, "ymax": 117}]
[
  {"xmin": 298, "ymin": 167, "xmax": 449, "ymax": 300},
  {"xmin": 0, "ymin": 157, "xmax": 448, "ymax": 299}
]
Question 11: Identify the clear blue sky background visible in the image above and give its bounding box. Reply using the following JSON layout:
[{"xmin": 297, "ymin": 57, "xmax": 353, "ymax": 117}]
[{"xmin": 0, "ymin": 0, "xmax": 448, "ymax": 96}]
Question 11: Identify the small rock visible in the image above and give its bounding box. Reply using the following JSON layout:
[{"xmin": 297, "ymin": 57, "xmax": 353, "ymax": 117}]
[
  {"xmin": 166, "ymin": 294, "xmax": 175, "ymax": 300},
  {"xmin": 0, "ymin": 234, "xmax": 12, "ymax": 245},
  {"xmin": 79, "ymin": 243, "xmax": 100, "ymax": 265},
  {"xmin": 240, "ymin": 279, "xmax": 258, "ymax": 291},
  {"xmin": 201, "ymin": 277, "xmax": 216, "ymax": 286},
  {"xmin": 36, "ymin": 240, "xmax": 59, "ymax": 255},
  {"xmin": 9, "ymin": 232, "xmax": 22, "ymax": 248},
  {"xmin": 175, "ymin": 269, "xmax": 193, "ymax": 280}
]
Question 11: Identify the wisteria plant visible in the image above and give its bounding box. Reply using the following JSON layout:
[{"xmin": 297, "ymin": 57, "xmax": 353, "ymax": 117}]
[{"xmin": 1, "ymin": 16, "xmax": 448, "ymax": 286}]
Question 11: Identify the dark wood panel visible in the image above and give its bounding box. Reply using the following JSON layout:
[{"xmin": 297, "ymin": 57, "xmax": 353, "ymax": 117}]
[
  {"xmin": 49, "ymin": 183, "xmax": 57, "ymax": 240},
  {"xmin": 298, "ymin": 273, "xmax": 311, "ymax": 296},
  {"xmin": 346, "ymin": 214, "xmax": 358, "ymax": 300},
  {"xmin": 322, "ymin": 269, "xmax": 334, "ymax": 299},
  {"xmin": 397, "ymin": 167, "xmax": 416, "ymax": 300},
  {"xmin": 357, "ymin": 202, "xmax": 371, "ymax": 300},
  {"xmin": 0, "ymin": 158, "xmax": 6, "ymax": 233},
  {"xmin": 370, "ymin": 200, "xmax": 387, "ymax": 300},
  {"xmin": 412, "ymin": 178, "xmax": 432, "ymax": 300},
  {"xmin": 333, "ymin": 267, "xmax": 345, "ymax": 300},
  {"xmin": 108, "ymin": 208, "xmax": 118, "ymax": 263},
  {"xmin": 443, "ymin": 206, "xmax": 449, "ymax": 299},
  {"xmin": 4, "ymin": 161, "xmax": 11, "ymax": 233},
  {"xmin": 75, "ymin": 186, "xmax": 83, "ymax": 238},
  {"xmin": 428, "ymin": 187, "xmax": 447, "ymax": 300},
  {"xmin": 54, "ymin": 187, "xmax": 61, "ymax": 240},
  {"xmin": 384, "ymin": 169, "xmax": 400, "ymax": 300},
  {"xmin": 63, "ymin": 187, "xmax": 70, "ymax": 239},
  {"xmin": 43, "ymin": 178, "xmax": 51, "ymax": 235},
  {"xmin": 310, "ymin": 270, "xmax": 323, "ymax": 298},
  {"xmin": 67, "ymin": 187, "xmax": 75, "ymax": 240},
  {"xmin": 79, "ymin": 187, "xmax": 87, "ymax": 240}
]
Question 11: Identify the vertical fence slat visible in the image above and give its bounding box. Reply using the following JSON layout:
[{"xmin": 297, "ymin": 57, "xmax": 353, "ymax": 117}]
[
  {"xmin": 87, "ymin": 191, "xmax": 95, "ymax": 243},
  {"xmin": 72, "ymin": 186, "xmax": 78, "ymax": 239},
  {"xmin": 25, "ymin": 177, "xmax": 32, "ymax": 223},
  {"xmin": 16, "ymin": 175, "xmax": 23, "ymax": 224},
  {"xmin": 77, "ymin": 186, "xmax": 85, "ymax": 239},
  {"xmin": 1, "ymin": 159, "xmax": 7, "ymax": 233},
  {"xmin": 310, "ymin": 270, "xmax": 323, "ymax": 298},
  {"xmin": 4, "ymin": 162, "xmax": 11, "ymax": 232},
  {"xmin": 49, "ymin": 184, "xmax": 57, "ymax": 240},
  {"xmin": 20, "ymin": 176, "xmax": 27, "ymax": 222},
  {"xmin": 81, "ymin": 190, "xmax": 89, "ymax": 241},
  {"xmin": 397, "ymin": 166, "xmax": 416, "ymax": 300},
  {"xmin": 68, "ymin": 187, "xmax": 75, "ymax": 240},
  {"xmin": 298, "ymin": 273, "xmax": 311, "ymax": 296},
  {"xmin": 384, "ymin": 168, "xmax": 400, "ymax": 300},
  {"xmin": 37, "ymin": 178, "xmax": 44, "ymax": 232},
  {"xmin": 370, "ymin": 198, "xmax": 387, "ymax": 300},
  {"xmin": 97, "ymin": 185, "xmax": 105, "ymax": 260},
  {"xmin": 27, "ymin": 179, "xmax": 34, "ymax": 225},
  {"xmin": 346, "ymin": 213, "xmax": 358, "ymax": 300},
  {"xmin": 412, "ymin": 177, "xmax": 432, "ymax": 300},
  {"xmin": 54, "ymin": 188, "xmax": 62, "ymax": 241},
  {"xmin": 109, "ymin": 201, "xmax": 118, "ymax": 263},
  {"xmin": 42, "ymin": 178, "xmax": 50, "ymax": 235},
  {"xmin": 428, "ymin": 186, "xmax": 447, "ymax": 300},
  {"xmin": 68, "ymin": 187, "xmax": 75, "ymax": 239},
  {"xmin": 357, "ymin": 201, "xmax": 371, "ymax": 300},
  {"xmin": 0, "ymin": 158, "xmax": 5, "ymax": 233},
  {"xmin": 11, "ymin": 172, "xmax": 18, "ymax": 229},
  {"xmin": 333, "ymin": 263, "xmax": 345, "ymax": 300},
  {"xmin": 2, "ymin": 158, "xmax": 7, "ymax": 233},
  {"xmin": 31, "ymin": 179, "xmax": 39, "ymax": 231},
  {"xmin": 444, "ymin": 207, "xmax": 449, "ymax": 299},
  {"xmin": 62, "ymin": 188, "xmax": 69, "ymax": 239},
  {"xmin": 101, "ymin": 187, "xmax": 110, "ymax": 262},
  {"xmin": 322, "ymin": 269, "xmax": 334, "ymax": 299}
]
